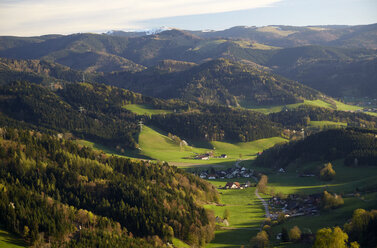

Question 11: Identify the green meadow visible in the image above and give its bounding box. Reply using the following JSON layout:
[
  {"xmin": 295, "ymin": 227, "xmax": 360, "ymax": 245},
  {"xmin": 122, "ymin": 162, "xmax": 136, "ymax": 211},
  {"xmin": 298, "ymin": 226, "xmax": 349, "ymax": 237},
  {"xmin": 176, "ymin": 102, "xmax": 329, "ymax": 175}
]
[
  {"xmin": 309, "ymin": 120, "xmax": 347, "ymax": 128},
  {"xmin": 0, "ymin": 227, "xmax": 26, "ymax": 248},
  {"xmin": 137, "ymin": 125, "xmax": 287, "ymax": 167},
  {"xmin": 122, "ymin": 104, "xmax": 173, "ymax": 116},
  {"xmin": 263, "ymin": 160, "xmax": 377, "ymax": 195},
  {"xmin": 205, "ymin": 179, "xmax": 266, "ymax": 248},
  {"xmin": 243, "ymin": 99, "xmax": 362, "ymax": 114}
]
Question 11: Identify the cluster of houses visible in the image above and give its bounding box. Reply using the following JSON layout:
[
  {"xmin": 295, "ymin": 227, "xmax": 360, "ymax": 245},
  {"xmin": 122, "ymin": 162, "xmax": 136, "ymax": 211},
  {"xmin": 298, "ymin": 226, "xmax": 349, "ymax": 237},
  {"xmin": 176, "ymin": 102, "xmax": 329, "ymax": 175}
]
[
  {"xmin": 221, "ymin": 181, "xmax": 254, "ymax": 190},
  {"xmin": 268, "ymin": 194, "xmax": 321, "ymax": 220},
  {"xmin": 361, "ymin": 107, "xmax": 377, "ymax": 113},
  {"xmin": 194, "ymin": 153, "xmax": 227, "ymax": 160},
  {"xmin": 197, "ymin": 166, "xmax": 254, "ymax": 179}
]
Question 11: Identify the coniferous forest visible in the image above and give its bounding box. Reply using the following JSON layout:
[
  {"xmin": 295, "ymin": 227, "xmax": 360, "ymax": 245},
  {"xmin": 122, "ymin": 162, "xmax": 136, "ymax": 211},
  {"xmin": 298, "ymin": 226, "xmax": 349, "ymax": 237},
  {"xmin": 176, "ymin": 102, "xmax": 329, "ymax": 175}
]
[{"xmin": 0, "ymin": 127, "xmax": 218, "ymax": 247}]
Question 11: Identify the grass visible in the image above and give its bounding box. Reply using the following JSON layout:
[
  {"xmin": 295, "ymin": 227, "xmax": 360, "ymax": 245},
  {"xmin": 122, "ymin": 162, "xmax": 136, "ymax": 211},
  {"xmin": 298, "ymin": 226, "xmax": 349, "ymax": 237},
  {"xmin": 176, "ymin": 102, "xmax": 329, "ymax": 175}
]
[
  {"xmin": 172, "ymin": 238, "xmax": 190, "ymax": 248},
  {"xmin": 122, "ymin": 104, "xmax": 173, "ymax": 116},
  {"xmin": 73, "ymin": 125, "xmax": 286, "ymax": 169},
  {"xmin": 74, "ymin": 139, "xmax": 149, "ymax": 159},
  {"xmin": 243, "ymin": 99, "xmax": 363, "ymax": 115},
  {"xmin": 309, "ymin": 121, "xmax": 347, "ymax": 128},
  {"xmin": 256, "ymin": 26, "xmax": 297, "ymax": 37},
  {"xmin": 256, "ymin": 160, "xmax": 377, "ymax": 195},
  {"xmin": 232, "ymin": 40, "xmax": 280, "ymax": 50},
  {"xmin": 205, "ymin": 179, "xmax": 266, "ymax": 247},
  {"xmin": 210, "ymin": 137, "xmax": 287, "ymax": 160},
  {"xmin": 137, "ymin": 125, "xmax": 287, "ymax": 168},
  {"xmin": 192, "ymin": 39, "xmax": 227, "ymax": 51},
  {"xmin": 0, "ymin": 227, "xmax": 26, "ymax": 248}
]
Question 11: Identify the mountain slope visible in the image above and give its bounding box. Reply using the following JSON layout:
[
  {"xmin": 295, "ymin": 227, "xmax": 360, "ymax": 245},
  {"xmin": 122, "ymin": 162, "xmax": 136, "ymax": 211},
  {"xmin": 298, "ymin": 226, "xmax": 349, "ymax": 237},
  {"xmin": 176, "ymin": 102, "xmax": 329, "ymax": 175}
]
[
  {"xmin": 0, "ymin": 127, "xmax": 218, "ymax": 246},
  {"xmin": 105, "ymin": 58, "xmax": 322, "ymax": 106}
]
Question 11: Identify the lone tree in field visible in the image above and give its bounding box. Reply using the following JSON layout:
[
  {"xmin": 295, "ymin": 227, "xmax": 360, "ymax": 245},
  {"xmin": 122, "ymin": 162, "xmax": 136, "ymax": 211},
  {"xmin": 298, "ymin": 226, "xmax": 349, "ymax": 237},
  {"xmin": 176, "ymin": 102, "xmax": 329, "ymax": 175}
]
[
  {"xmin": 321, "ymin": 191, "xmax": 344, "ymax": 210},
  {"xmin": 289, "ymin": 226, "xmax": 302, "ymax": 242},
  {"xmin": 223, "ymin": 209, "xmax": 230, "ymax": 220},
  {"xmin": 257, "ymin": 175, "xmax": 268, "ymax": 194},
  {"xmin": 320, "ymin": 162, "xmax": 336, "ymax": 181},
  {"xmin": 250, "ymin": 230, "xmax": 269, "ymax": 248}
]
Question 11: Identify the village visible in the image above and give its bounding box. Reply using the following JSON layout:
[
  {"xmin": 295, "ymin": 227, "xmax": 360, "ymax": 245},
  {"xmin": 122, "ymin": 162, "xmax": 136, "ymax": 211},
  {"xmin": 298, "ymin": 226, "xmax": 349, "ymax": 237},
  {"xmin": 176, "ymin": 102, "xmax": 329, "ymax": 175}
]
[
  {"xmin": 268, "ymin": 193, "xmax": 321, "ymax": 220},
  {"xmin": 196, "ymin": 164, "xmax": 254, "ymax": 180}
]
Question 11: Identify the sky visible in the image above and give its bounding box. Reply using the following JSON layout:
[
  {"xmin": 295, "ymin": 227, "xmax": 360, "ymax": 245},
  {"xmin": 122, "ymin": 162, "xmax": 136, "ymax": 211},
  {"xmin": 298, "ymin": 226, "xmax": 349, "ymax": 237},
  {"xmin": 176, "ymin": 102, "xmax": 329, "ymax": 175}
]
[{"xmin": 0, "ymin": 0, "xmax": 376, "ymax": 36}]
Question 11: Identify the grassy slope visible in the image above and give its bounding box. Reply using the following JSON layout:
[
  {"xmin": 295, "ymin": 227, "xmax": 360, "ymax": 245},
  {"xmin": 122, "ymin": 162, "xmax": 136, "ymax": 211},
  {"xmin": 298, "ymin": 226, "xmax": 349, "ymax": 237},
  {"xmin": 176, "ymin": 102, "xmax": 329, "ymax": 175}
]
[
  {"xmin": 211, "ymin": 137, "xmax": 287, "ymax": 160},
  {"xmin": 138, "ymin": 125, "xmax": 287, "ymax": 167},
  {"xmin": 244, "ymin": 99, "xmax": 362, "ymax": 114},
  {"xmin": 0, "ymin": 228, "xmax": 26, "ymax": 248},
  {"xmin": 122, "ymin": 104, "xmax": 173, "ymax": 116},
  {"xmin": 172, "ymin": 238, "xmax": 190, "ymax": 248},
  {"xmin": 74, "ymin": 139, "xmax": 150, "ymax": 159},
  {"xmin": 205, "ymin": 179, "xmax": 266, "ymax": 248},
  {"xmin": 309, "ymin": 121, "xmax": 347, "ymax": 128},
  {"xmin": 247, "ymin": 160, "xmax": 377, "ymax": 195}
]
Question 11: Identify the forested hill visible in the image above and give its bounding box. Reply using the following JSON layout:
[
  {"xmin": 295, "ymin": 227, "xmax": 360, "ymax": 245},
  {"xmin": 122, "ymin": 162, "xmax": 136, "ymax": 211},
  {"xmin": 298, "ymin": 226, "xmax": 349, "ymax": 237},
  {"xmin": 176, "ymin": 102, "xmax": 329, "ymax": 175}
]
[
  {"xmin": 105, "ymin": 58, "xmax": 322, "ymax": 106},
  {"xmin": 0, "ymin": 127, "xmax": 219, "ymax": 247},
  {"xmin": 254, "ymin": 128, "xmax": 377, "ymax": 169},
  {"xmin": 0, "ymin": 81, "xmax": 143, "ymax": 149},
  {"xmin": 0, "ymin": 81, "xmax": 289, "ymax": 147}
]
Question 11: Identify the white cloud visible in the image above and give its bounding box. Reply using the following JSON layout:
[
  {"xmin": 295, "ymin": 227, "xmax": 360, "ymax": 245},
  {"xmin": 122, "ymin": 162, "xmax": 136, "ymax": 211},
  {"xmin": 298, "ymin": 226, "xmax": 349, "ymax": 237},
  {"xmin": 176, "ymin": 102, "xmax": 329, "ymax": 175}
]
[{"xmin": 0, "ymin": 0, "xmax": 282, "ymax": 36}]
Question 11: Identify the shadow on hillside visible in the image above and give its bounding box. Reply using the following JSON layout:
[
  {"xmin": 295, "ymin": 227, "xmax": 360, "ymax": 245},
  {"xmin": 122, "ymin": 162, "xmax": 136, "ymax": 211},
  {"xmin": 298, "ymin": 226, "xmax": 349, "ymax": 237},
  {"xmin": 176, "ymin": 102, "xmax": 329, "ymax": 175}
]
[
  {"xmin": 0, "ymin": 227, "xmax": 27, "ymax": 247},
  {"xmin": 209, "ymin": 225, "xmax": 259, "ymax": 247}
]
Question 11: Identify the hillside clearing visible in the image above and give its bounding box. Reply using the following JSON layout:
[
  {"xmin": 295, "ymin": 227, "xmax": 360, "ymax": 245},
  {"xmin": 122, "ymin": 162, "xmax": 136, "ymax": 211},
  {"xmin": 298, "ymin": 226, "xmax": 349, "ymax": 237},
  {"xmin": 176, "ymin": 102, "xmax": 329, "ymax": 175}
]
[
  {"xmin": 138, "ymin": 125, "xmax": 286, "ymax": 166},
  {"xmin": 122, "ymin": 104, "xmax": 173, "ymax": 116},
  {"xmin": 244, "ymin": 99, "xmax": 364, "ymax": 114}
]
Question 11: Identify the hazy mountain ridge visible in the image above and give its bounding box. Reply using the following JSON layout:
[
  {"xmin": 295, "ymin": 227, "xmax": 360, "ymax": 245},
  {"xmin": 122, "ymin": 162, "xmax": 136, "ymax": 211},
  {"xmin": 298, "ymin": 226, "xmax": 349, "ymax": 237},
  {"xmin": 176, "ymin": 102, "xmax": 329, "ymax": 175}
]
[{"xmin": 0, "ymin": 23, "xmax": 376, "ymax": 99}]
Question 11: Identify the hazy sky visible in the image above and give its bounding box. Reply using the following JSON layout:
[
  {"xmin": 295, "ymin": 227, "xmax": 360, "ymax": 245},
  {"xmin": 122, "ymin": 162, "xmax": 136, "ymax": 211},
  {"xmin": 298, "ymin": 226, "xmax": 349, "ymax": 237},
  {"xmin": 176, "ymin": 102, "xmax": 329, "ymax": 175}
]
[{"xmin": 0, "ymin": 0, "xmax": 376, "ymax": 36}]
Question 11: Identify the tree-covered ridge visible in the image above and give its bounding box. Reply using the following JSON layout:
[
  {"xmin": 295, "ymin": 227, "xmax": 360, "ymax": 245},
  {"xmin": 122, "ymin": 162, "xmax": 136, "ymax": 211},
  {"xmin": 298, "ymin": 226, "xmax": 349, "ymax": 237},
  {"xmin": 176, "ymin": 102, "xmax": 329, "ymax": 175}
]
[
  {"xmin": 0, "ymin": 127, "xmax": 219, "ymax": 246},
  {"xmin": 254, "ymin": 128, "xmax": 377, "ymax": 168},
  {"xmin": 269, "ymin": 105, "xmax": 377, "ymax": 129},
  {"xmin": 105, "ymin": 58, "xmax": 321, "ymax": 106},
  {"xmin": 0, "ymin": 81, "xmax": 140, "ymax": 149},
  {"xmin": 149, "ymin": 106, "xmax": 282, "ymax": 142}
]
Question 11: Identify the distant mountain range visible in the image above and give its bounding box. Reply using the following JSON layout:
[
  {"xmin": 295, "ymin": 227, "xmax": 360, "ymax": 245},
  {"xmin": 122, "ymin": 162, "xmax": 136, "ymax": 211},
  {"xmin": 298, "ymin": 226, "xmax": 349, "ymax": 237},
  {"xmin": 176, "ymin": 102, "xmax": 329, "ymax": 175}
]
[{"xmin": 0, "ymin": 23, "xmax": 376, "ymax": 99}]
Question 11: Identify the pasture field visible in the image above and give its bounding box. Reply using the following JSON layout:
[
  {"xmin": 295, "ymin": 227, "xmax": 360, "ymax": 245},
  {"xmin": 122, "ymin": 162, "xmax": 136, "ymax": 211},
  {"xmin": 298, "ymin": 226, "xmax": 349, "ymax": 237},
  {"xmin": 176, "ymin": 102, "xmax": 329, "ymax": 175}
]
[
  {"xmin": 243, "ymin": 99, "xmax": 363, "ymax": 114},
  {"xmin": 122, "ymin": 104, "xmax": 173, "ymax": 116},
  {"xmin": 73, "ymin": 126, "xmax": 285, "ymax": 169},
  {"xmin": 205, "ymin": 179, "xmax": 266, "ymax": 248},
  {"xmin": 264, "ymin": 161, "xmax": 377, "ymax": 195},
  {"xmin": 137, "ymin": 125, "xmax": 286, "ymax": 167},
  {"xmin": 309, "ymin": 121, "xmax": 347, "ymax": 128},
  {"xmin": 0, "ymin": 227, "xmax": 26, "ymax": 248}
]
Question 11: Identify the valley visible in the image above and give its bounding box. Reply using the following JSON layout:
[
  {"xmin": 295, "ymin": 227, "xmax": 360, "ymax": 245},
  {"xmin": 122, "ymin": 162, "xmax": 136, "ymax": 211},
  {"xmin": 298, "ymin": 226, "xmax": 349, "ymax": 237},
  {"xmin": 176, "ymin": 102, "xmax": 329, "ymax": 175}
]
[{"xmin": 0, "ymin": 22, "xmax": 376, "ymax": 248}]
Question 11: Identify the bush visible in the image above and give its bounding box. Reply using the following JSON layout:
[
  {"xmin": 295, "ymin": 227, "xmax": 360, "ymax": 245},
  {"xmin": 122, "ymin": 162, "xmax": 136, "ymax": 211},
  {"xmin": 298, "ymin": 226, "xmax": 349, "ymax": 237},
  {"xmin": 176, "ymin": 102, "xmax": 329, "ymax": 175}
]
[
  {"xmin": 320, "ymin": 162, "xmax": 336, "ymax": 181},
  {"xmin": 289, "ymin": 226, "xmax": 302, "ymax": 242},
  {"xmin": 321, "ymin": 191, "xmax": 344, "ymax": 210},
  {"xmin": 250, "ymin": 230, "xmax": 269, "ymax": 248}
]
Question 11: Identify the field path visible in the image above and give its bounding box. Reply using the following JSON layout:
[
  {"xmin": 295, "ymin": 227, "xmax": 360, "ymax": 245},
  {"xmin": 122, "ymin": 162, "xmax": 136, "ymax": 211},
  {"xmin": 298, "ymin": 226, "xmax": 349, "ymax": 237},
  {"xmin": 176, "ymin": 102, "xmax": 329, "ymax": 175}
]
[
  {"xmin": 251, "ymin": 175, "xmax": 270, "ymax": 229},
  {"xmin": 234, "ymin": 160, "xmax": 270, "ymax": 226}
]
